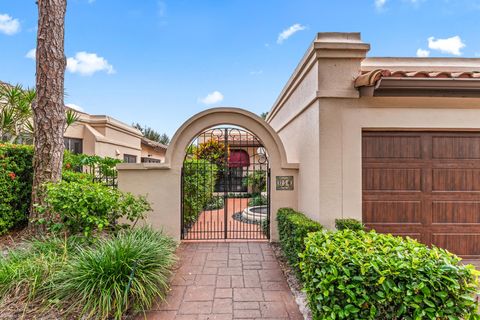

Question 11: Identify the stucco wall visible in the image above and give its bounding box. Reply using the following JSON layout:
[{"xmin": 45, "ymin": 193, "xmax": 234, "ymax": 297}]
[
  {"xmin": 276, "ymin": 103, "xmax": 320, "ymax": 222},
  {"xmin": 117, "ymin": 108, "xmax": 299, "ymax": 241},
  {"xmin": 141, "ymin": 144, "xmax": 166, "ymax": 162}
]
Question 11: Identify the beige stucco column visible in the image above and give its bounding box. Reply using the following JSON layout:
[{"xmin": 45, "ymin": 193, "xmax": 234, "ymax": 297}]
[{"xmin": 118, "ymin": 107, "xmax": 299, "ymax": 241}]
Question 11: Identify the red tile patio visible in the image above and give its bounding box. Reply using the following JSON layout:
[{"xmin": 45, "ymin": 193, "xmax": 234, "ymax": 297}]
[{"xmin": 184, "ymin": 198, "xmax": 266, "ymax": 240}]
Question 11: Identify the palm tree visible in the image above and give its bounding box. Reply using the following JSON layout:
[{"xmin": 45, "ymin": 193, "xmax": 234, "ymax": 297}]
[
  {"xmin": 0, "ymin": 84, "xmax": 35, "ymax": 143},
  {"xmin": 0, "ymin": 84, "xmax": 78, "ymax": 145}
]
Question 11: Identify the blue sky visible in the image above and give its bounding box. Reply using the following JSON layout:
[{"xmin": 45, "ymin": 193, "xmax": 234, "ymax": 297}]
[{"xmin": 1, "ymin": 0, "xmax": 480, "ymax": 136}]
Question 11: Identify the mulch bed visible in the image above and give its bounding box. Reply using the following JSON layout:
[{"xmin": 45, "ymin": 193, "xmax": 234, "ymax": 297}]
[{"xmin": 270, "ymin": 242, "xmax": 312, "ymax": 320}]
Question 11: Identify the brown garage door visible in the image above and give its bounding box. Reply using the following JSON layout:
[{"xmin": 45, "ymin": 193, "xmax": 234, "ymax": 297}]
[{"xmin": 362, "ymin": 131, "xmax": 480, "ymax": 258}]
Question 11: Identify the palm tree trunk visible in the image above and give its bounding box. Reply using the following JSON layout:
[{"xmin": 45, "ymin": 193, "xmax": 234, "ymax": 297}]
[{"xmin": 30, "ymin": 0, "xmax": 67, "ymax": 225}]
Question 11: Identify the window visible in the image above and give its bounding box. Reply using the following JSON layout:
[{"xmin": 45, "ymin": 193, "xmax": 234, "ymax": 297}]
[
  {"xmin": 123, "ymin": 154, "xmax": 137, "ymax": 163},
  {"xmin": 64, "ymin": 137, "xmax": 83, "ymax": 154},
  {"xmin": 141, "ymin": 157, "xmax": 161, "ymax": 163}
]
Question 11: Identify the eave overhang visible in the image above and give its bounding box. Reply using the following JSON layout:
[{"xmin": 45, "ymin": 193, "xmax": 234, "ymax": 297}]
[{"xmin": 359, "ymin": 77, "xmax": 480, "ymax": 97}]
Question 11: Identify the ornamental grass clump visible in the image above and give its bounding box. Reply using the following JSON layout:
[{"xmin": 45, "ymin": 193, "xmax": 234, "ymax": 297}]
[
  {"xmin": 300, "ymin": 229, "xmax": 480, "ymax": 320},
  {"xmin": 48, "ymin": 227, "xmax": 177, "ymax": 319},
  {"xmin": 0, "ymin": 236, "xmax": 82, "ymax": 303}
]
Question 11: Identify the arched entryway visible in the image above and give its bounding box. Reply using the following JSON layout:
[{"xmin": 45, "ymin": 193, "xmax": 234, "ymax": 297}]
[
  {"xmin": 181, "ymin": 126, "xmax": 270, "ymax": 240},
  {"xmin": 117, "ymin": 107, "xmax": 298, "ymax": 241}
]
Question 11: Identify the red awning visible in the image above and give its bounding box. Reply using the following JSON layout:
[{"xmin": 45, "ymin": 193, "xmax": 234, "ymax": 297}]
[{"xmin": 229, "ymin": 150, "xmax": 250, "ymax": 168}]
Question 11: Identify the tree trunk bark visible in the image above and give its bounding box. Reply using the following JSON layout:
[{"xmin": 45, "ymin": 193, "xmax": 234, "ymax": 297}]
[{"xmin": 30, "ymin": 0, "xmax": 67, "ymax": 224}]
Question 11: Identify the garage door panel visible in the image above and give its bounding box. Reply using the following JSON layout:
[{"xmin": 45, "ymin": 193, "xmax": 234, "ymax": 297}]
[
  {"xmin": 365, "ymin": 225, "xmax": 423, "ymax": 242},
  {"xmin": 432, "ymin": 201, "xmax": 480, "ymax": 224},
  {"xmin": 363, "ymin": 168, "xmax": 422, "ymax": 191},
  {"xmin": 363, "ymin": 135, "xmax": 422, "ymax": 159},
  {"xmin": 363, "ymin": 201, "xmax": 421, "ymax": 224},
  {"xmin": 432, "ymin": 168, "xmax": 480, "ymax": 191},
  {"xmin": 363, "ymin": 131, "xmax": 480, "ymax": 258},
  {"xmin": 432, "ymin": 136, "xmax": 480, "ymax": 159},
  {"xmin": 431, "ymin": 234, "xmax": 480, "ymax": 257}
]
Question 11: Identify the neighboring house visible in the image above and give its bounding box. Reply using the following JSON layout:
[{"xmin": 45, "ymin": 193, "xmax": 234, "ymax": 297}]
[
  {"xmin": 140, "ymin": 137, "xmax": 167, "ymax": 163},
  {"xmin": 196, "ymin": 128, "xmax": 268, "ymax": 193},
  {"xmin": 64, "ymin": 109, "xmax": 166, "ymax": 163},
  {"xmin": 266, "ymin": 32, "xmax": 480, "ymax": 257}
]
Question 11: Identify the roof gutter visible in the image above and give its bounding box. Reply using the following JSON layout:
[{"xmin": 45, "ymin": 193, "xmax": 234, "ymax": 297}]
[{"xmin": 360, "ymin": 78, "xmax": 480, "ymax": 98}]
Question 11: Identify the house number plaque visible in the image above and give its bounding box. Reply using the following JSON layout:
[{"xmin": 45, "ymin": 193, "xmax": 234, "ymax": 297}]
[{"xmin": 276, "ymin": 176, "xmax": 294, "ymax": 190}]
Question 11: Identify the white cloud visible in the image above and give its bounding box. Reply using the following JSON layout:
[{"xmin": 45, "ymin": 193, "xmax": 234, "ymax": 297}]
[
  {"xmin": 66, "ymin": 103, "xmax": 84, "ymax": 112},
  {"xmin": 416, "ymin": 48, "xmax": 430, "ymax": 57},
  {"xmin": 375, "ymin": 0, "xmax": 387, "ymax": 9},
  {"xmin": 0, "ymin": 13, "xmax": 20, "ymax": 35},
  {"xmin": 25, "ymin": 48, "xmax": 36, "ymax": 60},
  {"xmin": 199, "ymin": 91, "xmax": 224, "ymax": 105},
  {"xmin": 428, "ymin": 36, "xmax": 465, "ymax": 56},
  {"xmin": 66, "ymin": 52, "xmax": 115, "ymax": 76},
  {"xmin": 277, "ymin": 24, "xmax": 306, "ymax": 44},
  {"xmin": 250, "ymin": 70, "xmax": 263, "ymax": 75}
]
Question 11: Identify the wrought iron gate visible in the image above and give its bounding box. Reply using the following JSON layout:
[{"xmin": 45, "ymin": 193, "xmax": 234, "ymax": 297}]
[{"xmin": 181, "ymin": 127, "xmax": 270, "ymax": 240}]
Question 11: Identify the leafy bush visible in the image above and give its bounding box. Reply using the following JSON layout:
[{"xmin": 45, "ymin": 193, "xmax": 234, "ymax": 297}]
[
  {"xmin": 277, "ymin": 208, "xmax": 323, "ymax": 275},
  {"xmin": 248, "ymin": 194, "xmax": 267, "ymax": 207},
  {"xmin": 0, "ymin": 144, "xmax": 33, "ymax": 234},
  {"xmin": 204, "ymin": 195, "xmax": 224, "ymax": 210},
  {"xmin": 335, "ymin": 218, "xmax": 364, "ymax": 231},
  {"xmin": 182, "ymin": 159, "xmax": 218, "ymax": 225},
  {"xmin": 49, "ymin": 227, "xmax": 177, "ymax": 319},
  {"xmin": 260, "ymin": 219, "xmax": 269, "ymax": 237},
  {"xmin": 61, "ymin": 170, "xmax": 93, "ymax": 183},
  {"xmin": 301, "ymin": 230, "xmax": 480, "ymax": 320},
  {"xmin": 194, "ymin": 139, "xmax": 227, "ymax": 165},
  {"xmin": 243, "ymin": 170, "xmax": 267, "ymax": 195},
  {"xmin": 63, "ymin": 152, "xmax": 121, "ymax": 186},
  {"xmin": 36, "ymin": 180, "xmax": 151, "ymax": 236}
]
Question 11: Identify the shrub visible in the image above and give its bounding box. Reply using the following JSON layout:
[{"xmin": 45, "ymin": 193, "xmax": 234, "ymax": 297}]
[
  {"xmin": 61, "ymin": 170, "xmax": 93, "ymax": 183},
  {"xmin": 194, "ymin": 139, "xmax": 227, "ymax": 165},
  {"xmin": 335, "ymin": 218, "xmax": 364, "ymax": 231},
  {"xmin": 301, "ymin": 230, "xmax": 480, "ymax": 320},
  {"xmin": 49, "ymin": 227, "xmax": 177, "ymax": 319},
  {"xmin": 36, "ymin": 180, "xmax": 151, "ymax": 236},
  {"xmin": 204, "ymin": 195, "xmax": 224, "ymax": 210},
  {"xmin": 0, "ymin": 144, "xmax": 33, "ymax": 234},
  {"xmin": 248, "ymin": 194, "xmax": 267, "ymax": 207},
  {"xmin": 63, "ymin": 152, "xmax": 121, "ymax": 186},
  {"xmin": 277, "ymin": 208, "xmax": 323, "ymax": 275},
  {"xmin": 260, "ymin": 219, "xmax": 269, "ymax": 237},
  {"xmin": 243, "ymin": 170, "xmax": 267, "ymax": 195},
  {"xmin": 182, "ymin": 159, "xmax": 218, "ymax": 225}
]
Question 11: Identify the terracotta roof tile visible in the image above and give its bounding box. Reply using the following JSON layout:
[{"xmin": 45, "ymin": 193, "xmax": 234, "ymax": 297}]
[{"xmin": 355, "ymin": 69, "xmax": 480, "ymax": 88}]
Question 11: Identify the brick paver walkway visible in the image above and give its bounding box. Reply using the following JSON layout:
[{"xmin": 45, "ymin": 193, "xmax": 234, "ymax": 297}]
[{"xmin": 141, "ymin": 242, "xmax": 303, "ymax": 320}]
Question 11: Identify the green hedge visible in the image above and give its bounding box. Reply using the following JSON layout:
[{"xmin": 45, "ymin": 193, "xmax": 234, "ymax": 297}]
[
  {"xmin": 300, "ymin": 230, "xmax": 480, "ymax": 320},
  {"xmin": 182, "ymin": 159, "xmax": 218, "ymax": 225},
  {"xmin": 335, "ymin": 218, "xmax": 364, "ymax": 231},
  {"xmin": 277, "ymin": 208, "xmax": 323, "ymax": 275},
  {"xmin": 0, "ymin": 144, "xmax": 33, "ymax": 234}
]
